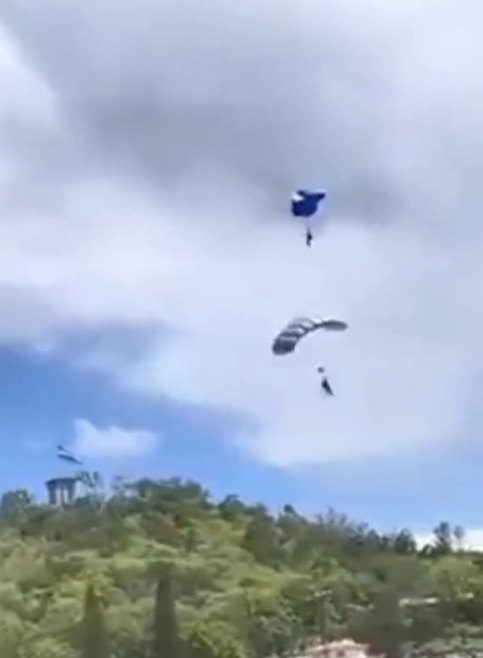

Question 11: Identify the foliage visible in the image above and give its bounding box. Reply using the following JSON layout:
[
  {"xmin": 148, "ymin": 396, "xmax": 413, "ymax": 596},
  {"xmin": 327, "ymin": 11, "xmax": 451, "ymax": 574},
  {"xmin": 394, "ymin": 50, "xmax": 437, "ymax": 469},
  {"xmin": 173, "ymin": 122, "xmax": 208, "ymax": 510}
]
[
  {"xmin": 151, "ymin": 564, "xmax": 182, "ymax": 658},
  {"xmin": 0, "ymin": 475, "xmax": 480, "ymax": 657},
  {"xmin": 81, "ymin": 584, "xmax": 110, "ymax": 658}
]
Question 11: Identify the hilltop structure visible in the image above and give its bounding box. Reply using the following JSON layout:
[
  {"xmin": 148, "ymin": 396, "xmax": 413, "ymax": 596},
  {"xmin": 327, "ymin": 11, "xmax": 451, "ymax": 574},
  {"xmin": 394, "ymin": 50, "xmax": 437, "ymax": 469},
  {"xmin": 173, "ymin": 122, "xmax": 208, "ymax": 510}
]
[{"xmin": 46, "ymin": 476, "xmax": 78, "ymax": 506}]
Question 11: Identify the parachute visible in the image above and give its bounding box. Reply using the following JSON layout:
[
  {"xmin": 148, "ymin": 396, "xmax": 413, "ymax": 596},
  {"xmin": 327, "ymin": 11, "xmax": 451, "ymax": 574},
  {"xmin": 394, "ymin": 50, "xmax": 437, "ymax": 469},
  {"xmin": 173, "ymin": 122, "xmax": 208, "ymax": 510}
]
[
  {"xmin": 272, "ymin": 316, "xmax": 347, "ymax": 355},
  {"xmin": 291, "ymin": 189, "xmax": 327, "ymax": 246},
  {"xmin": 291, "ymin": 189, "xmax": 326, "ymax": 218},
  {"xmin": 57, "ymin": 445, "xmax": 82, "ymax": 465}
]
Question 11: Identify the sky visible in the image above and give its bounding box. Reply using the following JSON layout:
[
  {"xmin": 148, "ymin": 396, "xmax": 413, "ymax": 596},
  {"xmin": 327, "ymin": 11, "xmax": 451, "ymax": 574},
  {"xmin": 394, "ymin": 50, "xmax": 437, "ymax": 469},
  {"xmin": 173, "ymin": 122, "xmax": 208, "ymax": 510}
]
[{"xmin": 0, "ymin": 0, "xmax": 481, "ymax": 542}]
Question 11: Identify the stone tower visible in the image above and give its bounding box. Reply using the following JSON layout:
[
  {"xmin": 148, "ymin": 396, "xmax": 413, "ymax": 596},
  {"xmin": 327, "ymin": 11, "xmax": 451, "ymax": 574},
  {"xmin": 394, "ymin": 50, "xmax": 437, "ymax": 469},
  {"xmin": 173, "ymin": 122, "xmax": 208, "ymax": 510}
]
[{"xmin": 46, "ymin": 476, "xmax": 78, "ymax": 506}]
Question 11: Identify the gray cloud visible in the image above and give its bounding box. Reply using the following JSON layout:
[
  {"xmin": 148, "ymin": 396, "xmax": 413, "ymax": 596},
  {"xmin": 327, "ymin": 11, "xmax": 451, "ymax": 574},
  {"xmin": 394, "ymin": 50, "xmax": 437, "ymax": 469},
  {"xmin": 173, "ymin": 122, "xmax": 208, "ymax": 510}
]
[{"xmin": 0, "ymin": 0, "xmax": 413, "ymax": 223}]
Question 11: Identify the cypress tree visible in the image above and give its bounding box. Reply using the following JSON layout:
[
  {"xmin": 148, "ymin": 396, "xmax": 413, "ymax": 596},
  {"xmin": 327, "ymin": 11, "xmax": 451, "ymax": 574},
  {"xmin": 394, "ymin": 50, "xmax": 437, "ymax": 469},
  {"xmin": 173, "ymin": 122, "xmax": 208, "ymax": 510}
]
[
  {"xmin": 81, "ymin": 584, "xmax": 110, "ymax": 658},
  {"xmin": 152, "ymin": 563, "xmax": 181, "ymax": 658}
]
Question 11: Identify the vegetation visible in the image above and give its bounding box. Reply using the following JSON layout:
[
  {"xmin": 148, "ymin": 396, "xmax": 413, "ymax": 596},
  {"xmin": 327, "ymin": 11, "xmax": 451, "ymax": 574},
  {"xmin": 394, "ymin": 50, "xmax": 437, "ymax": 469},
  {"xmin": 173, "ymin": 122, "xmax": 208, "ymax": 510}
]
[{"xmin": 0, "ymin": 474, "xmax": 483, "ymax": 657}]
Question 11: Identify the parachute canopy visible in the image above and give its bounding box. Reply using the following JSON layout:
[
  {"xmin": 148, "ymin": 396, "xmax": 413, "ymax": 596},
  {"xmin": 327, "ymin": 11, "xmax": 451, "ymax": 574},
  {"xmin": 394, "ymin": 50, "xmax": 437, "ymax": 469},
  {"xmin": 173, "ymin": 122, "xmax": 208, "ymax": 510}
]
[
  {"xmin": 291, "ymin": 189, "xmax": 326, "ymax": 218},
  {"xmin": 272, "ymin": 316, "xmax": 347, "ymax": 356},
  {"xmin": 57, "ymin": 445, "xmax": 82, "ymax": 465}
]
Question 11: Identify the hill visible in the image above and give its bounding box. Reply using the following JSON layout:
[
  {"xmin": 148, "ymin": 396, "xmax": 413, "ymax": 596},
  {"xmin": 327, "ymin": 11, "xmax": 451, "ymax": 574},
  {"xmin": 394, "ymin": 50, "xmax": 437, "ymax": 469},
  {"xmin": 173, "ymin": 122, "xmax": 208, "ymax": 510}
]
[{"xmin": 1, "ymin": 475, "xmax": 483, "ymax": 657}]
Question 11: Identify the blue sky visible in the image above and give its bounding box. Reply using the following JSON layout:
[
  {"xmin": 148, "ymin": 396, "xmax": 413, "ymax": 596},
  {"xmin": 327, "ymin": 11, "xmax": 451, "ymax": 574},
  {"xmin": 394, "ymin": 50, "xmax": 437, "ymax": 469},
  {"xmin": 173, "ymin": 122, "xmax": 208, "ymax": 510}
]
[
  {"xmin": 0, "ymin": 0, "xmax": 483, "ymax": 548},
  {"xmin": 2, "ymin": 338, "xmax": 481, "ymax": 536}
]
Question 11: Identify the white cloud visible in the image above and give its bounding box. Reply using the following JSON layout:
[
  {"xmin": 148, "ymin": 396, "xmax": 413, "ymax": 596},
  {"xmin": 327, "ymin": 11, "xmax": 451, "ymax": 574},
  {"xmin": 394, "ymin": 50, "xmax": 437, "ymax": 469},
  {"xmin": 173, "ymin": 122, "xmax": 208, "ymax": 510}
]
[
  {"xmin": 415, "ymin": 529, "xmax": 483, "ymax": 553},
  {"xmin": 457, "ymin": 530, "xmax": 483, "ymax": 553},
  {"xmin": 0, "ymin": 0, "xmax": 481, "ymax": 466},
  {"xmin": 71, "ymin": 419, "xmax": 158, "ymax": 459}
]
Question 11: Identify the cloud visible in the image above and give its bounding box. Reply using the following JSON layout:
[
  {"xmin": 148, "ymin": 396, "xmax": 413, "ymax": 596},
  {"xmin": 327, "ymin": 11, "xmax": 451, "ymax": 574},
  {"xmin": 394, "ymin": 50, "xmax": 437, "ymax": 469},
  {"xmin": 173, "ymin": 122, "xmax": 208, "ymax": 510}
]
[
  {"xmin": 72, "ymin": 419, "xmax": 158, "ymax": 459},
  {"xmin": 457, "ymin": 530, "xmax": 483, "ymax": 552},
  {"xmin": 415, "ymin": 529, "xmax": 483, "ymax": 553},
  {"xmin": 0, "ymin": 0, "xmax": 480, "ymax": 466}
]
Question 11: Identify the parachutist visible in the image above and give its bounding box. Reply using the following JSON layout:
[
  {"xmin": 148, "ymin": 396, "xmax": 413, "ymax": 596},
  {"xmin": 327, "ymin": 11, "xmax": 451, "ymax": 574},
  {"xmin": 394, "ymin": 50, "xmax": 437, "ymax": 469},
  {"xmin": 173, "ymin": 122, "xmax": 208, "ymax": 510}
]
[
  {"xmin": 317, "ymin": 367, "xmax": 333, "ymax": 396},
  {"xmin": 321, "ymin": 377, "xmax": 334, "ymax": 396},
  {"xmin": 291, "ymin": 189, "xmax": 326, "ymax": 246}
]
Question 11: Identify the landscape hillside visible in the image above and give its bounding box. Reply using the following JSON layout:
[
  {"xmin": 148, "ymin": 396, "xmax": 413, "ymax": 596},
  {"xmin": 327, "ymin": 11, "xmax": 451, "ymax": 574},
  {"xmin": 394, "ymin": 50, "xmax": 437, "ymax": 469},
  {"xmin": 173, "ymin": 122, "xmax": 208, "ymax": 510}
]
[{"xmin": 1, "ymin": 475, "xmax": 482, "ymax": 657}]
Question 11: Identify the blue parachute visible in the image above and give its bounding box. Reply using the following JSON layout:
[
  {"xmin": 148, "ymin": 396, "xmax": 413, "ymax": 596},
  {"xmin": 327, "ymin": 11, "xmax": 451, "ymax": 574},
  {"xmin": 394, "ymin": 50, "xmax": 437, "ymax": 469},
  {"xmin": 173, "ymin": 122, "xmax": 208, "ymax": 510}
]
[{"xmin": 291, "ymin": 189, "xmax": 327, "ymax": 246}]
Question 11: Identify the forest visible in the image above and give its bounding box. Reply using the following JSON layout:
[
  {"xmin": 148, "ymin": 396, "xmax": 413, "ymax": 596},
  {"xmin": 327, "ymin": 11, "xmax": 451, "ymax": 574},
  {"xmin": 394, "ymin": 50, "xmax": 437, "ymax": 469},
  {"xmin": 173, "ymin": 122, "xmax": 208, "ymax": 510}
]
[{"xmin": 1, "ymin": 474, "xmax": 483, "ymax": 658}]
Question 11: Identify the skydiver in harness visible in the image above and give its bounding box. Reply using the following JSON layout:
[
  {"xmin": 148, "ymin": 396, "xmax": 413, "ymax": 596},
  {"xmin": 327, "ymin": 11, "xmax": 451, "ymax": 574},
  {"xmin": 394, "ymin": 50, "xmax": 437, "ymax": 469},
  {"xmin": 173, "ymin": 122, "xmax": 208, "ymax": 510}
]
[
  {"xmin": 305, "ymin": 228, "xmax": 313, "ymax": 247},
  {"xmin": 317, "ymin": 367, "xmax": 334, "ymax": 396}
]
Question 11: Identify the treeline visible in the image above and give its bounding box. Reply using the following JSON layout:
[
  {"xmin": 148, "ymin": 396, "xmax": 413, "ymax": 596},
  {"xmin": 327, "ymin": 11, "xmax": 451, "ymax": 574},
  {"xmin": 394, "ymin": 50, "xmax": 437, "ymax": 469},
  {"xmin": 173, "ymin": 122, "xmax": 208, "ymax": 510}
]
[{"xmin": 0, "ymin": 475, "xmax": 483, "ymax": 657}]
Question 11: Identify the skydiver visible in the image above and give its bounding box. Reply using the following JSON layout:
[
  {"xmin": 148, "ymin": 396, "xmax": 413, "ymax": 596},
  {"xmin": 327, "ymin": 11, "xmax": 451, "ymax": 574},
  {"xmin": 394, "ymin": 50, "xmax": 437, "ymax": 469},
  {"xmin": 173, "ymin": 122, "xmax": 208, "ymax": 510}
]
[
  {"xmin": 317, "ymin": 367, "xmax": 334, "ymax": 396},
  {"xmin": 322, "ymin": 377, "xmax": 334, "ymax": 396},
  {"xmin": 306, "ymin": 229, "xmax": 313, "ymax": 247}
]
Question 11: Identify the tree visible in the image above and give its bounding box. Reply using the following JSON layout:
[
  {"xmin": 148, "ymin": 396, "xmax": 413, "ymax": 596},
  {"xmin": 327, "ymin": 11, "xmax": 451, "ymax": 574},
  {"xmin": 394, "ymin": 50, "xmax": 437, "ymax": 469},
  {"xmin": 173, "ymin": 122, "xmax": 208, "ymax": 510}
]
[
  {"xmin": 151, "ymin": 564, "xmax": 182, "ymax": 658},
  {"xmin": 350, "ymin": 587, "xmax": 407, "ymax": 658},
  {"xmin": 432, "ymin": 522, "xmax": 453, "ymax": 556},
  {"xmin": 187, "ymin": 620, "xmax": 246, "ymax": 658},
  {"xmin": 241, "ymin": 514, "xmax": 282, "ymax": 566},
  {"xmin": 81, "ymin": 584, "xmax": 109, "ymax": 658},
  {"xmin": 0, "ymin": 489, "xmax": 33, "ymax": 516}
]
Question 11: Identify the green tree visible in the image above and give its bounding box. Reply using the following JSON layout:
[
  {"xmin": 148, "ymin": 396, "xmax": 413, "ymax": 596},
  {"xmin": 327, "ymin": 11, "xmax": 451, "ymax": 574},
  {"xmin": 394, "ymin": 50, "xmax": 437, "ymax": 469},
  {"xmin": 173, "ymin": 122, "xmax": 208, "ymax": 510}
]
[
  {"xmin": 151, "ymin": 564, "xmax": 182, "ymax": 658},
  {"xmin": 432, "ymin": 522, "xmax": 453, "ymax": 556},
  {"xmin": 187, "ymin": 620, "xmax": 246, "ymax": 658},
  {"xmin": 81, "ymin": 584, "xmax": 109, "ymax": 658},
  {"xmin": 350, "ymin": 587, "xmax": 407, "ymax": 658}
]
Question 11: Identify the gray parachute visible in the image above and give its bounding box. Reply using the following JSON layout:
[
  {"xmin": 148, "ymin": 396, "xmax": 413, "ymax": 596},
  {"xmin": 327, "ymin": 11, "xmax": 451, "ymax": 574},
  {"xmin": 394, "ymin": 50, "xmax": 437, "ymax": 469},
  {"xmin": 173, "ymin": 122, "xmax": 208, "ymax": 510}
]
[{"xmin": 272, "ymin": 316, "xmax": 347, "ymax": 355}]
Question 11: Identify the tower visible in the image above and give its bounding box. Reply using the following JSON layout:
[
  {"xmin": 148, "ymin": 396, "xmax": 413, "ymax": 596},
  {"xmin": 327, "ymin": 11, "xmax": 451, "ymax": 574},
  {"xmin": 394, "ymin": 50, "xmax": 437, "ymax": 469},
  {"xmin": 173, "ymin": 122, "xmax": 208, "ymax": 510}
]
[{"xmin": 46, "ymin": 476, "xmax": 78, "ymax": 506}]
